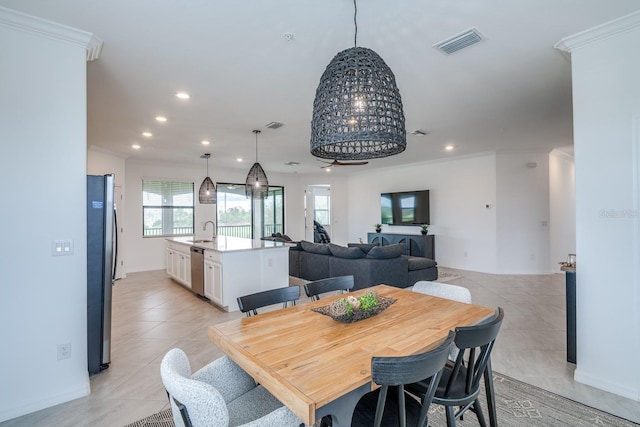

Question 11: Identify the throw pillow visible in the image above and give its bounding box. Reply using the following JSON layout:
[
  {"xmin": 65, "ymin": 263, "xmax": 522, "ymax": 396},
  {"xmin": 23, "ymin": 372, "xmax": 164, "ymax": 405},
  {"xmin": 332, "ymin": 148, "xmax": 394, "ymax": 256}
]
[
  {"xmin": 328, "ymin": 243, "xmax": 365, "ymax": 259},
  {"xmin": 300, "ymin": 240, "xmax": 331, "ymax": 255},
  {"xmin": 365, "ymin": 243, "xmax": 405, "ymax": 259},
  {"xmin": 347, "ymin": 243, "xmax": 376, "ymax": 254}
]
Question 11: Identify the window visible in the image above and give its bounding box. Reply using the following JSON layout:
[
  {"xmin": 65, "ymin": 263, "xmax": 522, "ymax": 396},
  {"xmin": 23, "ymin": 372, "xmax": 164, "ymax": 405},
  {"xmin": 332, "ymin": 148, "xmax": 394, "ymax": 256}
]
[
  {"xmin": 314, "ymin": 194, "xmax": 330, "ymax": 225},
  {"xmin": 142, "ymin": 179, "xmax": 194, "ymax": 237},
  {"xmin": 262, "ymin": 187, "xmax": 284, "ymax": 236},
  {"xmin": 216, "ymin": 183, "xmax": 285, "ymax": 239},
  {"xmin": 216, "ymin": 184, "xmax": 252, "ymax": 238}
]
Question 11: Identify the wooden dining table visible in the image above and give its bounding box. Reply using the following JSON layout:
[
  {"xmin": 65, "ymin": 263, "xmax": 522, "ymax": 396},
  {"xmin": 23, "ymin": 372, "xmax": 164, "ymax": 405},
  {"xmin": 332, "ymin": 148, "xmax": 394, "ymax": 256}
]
[{"xmin": 208, "ymin": 284, "xmax": 495, "ymax": 426}]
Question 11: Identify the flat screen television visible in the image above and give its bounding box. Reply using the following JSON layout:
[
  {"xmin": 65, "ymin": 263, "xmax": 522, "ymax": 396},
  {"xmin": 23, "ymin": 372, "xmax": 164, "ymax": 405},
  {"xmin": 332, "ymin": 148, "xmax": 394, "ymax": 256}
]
[{"xmin": 381, "ymin": 190, "xmax": 430, "ymax": 225}]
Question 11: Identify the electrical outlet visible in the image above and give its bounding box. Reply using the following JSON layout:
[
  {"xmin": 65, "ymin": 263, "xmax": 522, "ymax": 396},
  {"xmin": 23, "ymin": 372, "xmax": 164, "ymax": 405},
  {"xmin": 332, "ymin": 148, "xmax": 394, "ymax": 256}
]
[{"xmin": 57, "ymin": 342, "xmax": 71, "ymax": 360}]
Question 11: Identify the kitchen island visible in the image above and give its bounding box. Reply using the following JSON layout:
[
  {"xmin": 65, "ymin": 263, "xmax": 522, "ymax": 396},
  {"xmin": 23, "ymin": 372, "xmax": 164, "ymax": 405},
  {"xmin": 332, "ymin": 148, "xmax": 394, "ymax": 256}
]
[{"xmin": 166, "ymin": 236, "xmax": 290, "ymax": 312}]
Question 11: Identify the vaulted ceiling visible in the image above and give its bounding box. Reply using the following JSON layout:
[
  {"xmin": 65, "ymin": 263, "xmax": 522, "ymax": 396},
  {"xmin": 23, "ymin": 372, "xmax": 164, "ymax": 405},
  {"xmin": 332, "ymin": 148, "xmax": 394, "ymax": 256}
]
[{"xmin": 2, "ymin": 0, "xmax": 638, "ymax": 174}]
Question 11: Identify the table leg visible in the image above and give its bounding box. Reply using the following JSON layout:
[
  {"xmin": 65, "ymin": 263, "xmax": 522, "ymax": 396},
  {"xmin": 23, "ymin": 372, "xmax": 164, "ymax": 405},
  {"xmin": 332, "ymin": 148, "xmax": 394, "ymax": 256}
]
[{"xmin": 314, "ymin": 383, "xmax": 370, "ymax": 427}]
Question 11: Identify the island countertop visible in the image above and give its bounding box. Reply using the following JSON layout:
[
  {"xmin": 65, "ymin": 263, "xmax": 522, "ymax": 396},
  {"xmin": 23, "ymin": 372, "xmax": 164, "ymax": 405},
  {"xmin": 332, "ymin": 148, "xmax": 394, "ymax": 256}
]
[{"xmin": 166, "ymin": 236, "xmax": 290, "ymax": 253}]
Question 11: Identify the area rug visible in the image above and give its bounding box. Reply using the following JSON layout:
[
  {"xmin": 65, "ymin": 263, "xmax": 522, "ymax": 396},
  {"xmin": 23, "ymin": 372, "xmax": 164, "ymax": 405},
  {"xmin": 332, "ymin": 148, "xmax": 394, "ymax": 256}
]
[
  {"xmin": 435, "ymin": 270, "xmax": 464, "ymax": 283},
  {"xmin": 124, "ymin": 372, "xmax": 639, "ymax": 426}
]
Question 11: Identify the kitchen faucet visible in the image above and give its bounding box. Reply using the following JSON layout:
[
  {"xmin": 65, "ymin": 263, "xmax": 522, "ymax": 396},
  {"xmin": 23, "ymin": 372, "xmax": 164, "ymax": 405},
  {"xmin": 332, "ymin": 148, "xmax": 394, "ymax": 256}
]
[{"xmin": 203, "ymin": 220, "xmax": 216, "ymax": 239}]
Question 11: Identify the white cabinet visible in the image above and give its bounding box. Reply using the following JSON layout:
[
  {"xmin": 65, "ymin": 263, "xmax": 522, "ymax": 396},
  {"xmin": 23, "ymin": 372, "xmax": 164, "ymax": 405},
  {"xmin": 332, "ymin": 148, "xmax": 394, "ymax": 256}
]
[
  {"xmin": 167, "ymin": 237, "xmax": 289, "ymax": 311},
  {"xmin": 166, "ymin": 242, "xmax": 191, "ymax": 289},
  {"xmin": 204, "ymin": 258, "xmax": 223, "ymax": 305},
  {"xmin": 166, "ymin": 249, "xmax": 176, "ymax": 277},
  {"xmin": 203, "ymin": 245, "xmax": 289, "ymax": 311}
]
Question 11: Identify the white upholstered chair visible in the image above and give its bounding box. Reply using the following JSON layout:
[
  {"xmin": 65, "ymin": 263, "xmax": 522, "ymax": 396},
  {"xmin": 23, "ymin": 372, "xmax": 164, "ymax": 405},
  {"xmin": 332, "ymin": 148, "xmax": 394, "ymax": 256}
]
[
  {"xmin": 160, "ymin": 348, "xmax": 303, "ymax": 427},
  {"xmin": 413, "ymin": 281, "xmax": 471, "ymax": 362},
  {"xmin": 412, "ymin": 281, "xmax": 471, "ymax": 304}
]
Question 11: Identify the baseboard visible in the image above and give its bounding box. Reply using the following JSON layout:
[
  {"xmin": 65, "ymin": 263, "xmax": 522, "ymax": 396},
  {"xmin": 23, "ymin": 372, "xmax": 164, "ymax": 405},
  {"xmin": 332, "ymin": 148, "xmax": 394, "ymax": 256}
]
[
  {"xmin": 574, "ymin": 368, "xmax": 640, "ymax": 402},
  {"xmin": 0, "ymin": 380, "xmax": 90, "ymax": 423}
]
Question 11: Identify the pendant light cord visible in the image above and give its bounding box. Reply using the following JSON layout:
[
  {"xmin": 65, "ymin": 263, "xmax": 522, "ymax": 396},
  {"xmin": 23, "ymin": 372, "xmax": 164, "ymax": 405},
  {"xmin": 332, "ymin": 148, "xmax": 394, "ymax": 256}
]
[
  {"xmin": 353, "ymin": 0, "xmax": 358, "ymax": 47},
  {"xmin": 253, "ymin": 130, "xmax": 261, "ymax": 162}
]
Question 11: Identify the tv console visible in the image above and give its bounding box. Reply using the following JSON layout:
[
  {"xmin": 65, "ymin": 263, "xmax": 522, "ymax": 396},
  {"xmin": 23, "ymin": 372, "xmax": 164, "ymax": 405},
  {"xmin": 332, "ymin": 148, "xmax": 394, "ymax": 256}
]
[{"xmin": 367, "ymin": 232, "xmax": 435, "ymax": 260}]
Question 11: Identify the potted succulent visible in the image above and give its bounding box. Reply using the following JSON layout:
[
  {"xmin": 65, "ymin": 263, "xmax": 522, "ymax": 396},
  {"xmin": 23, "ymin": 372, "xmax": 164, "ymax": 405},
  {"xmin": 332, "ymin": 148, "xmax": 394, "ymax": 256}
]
[
  {"xmin": 420, "ymin": 224, "xmax": 429, "ymax": 235},
  {"xmin": 374, "ymin": 223, "xmax": 382, "ymax": 233}
]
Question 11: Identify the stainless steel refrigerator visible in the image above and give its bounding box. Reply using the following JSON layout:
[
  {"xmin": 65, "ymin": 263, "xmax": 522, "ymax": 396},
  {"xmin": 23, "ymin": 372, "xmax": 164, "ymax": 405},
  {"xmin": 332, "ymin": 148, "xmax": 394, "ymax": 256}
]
[{"xmin": 87, "ymin": 174, "xmax": 118, "ymax": 374}]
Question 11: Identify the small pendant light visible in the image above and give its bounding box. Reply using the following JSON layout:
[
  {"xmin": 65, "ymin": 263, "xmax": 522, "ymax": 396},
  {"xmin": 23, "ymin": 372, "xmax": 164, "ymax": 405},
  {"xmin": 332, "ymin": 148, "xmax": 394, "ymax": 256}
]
[
  {"xmin": 245, "ymin": 130, "xmax": 269, "ymax": 199},
  {"xmin": 198, "ymin": 153, "xmax": 216, "ymax": 204}
]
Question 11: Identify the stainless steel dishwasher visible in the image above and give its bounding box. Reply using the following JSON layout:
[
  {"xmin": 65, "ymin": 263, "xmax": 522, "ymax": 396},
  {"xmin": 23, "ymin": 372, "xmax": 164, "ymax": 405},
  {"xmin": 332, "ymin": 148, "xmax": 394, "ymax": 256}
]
[{"xmin": 190, "ymin": 246, "xmax": 205, "ymax": 297}]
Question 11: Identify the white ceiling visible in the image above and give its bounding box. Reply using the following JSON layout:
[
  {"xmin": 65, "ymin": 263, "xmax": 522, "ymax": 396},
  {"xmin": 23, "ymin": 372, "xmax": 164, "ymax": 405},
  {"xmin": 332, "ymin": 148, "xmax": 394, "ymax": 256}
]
[{"xmin": 2, "ymin": 0, "xmax": 639, "ymax": 175}]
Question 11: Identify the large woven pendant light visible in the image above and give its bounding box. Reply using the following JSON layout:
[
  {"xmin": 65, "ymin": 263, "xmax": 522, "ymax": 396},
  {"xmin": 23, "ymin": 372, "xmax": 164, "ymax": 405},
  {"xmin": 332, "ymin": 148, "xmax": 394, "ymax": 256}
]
[
  {"xmin": 310, "ymin": 0, "xmax": 406, "ymax": 160},
  {"xmin": 198, "ymin": 153, "xmax": 216, "ymax": 204},
  {"xmin": 245, "ymin": 130, "xmax": 269, "ymax": 199}
]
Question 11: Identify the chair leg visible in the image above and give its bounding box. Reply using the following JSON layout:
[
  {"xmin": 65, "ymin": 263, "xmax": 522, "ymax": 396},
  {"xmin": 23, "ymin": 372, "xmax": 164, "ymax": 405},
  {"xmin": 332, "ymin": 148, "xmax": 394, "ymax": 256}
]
[
  {"xmin": 445, "ymin": 405, "xmax": 456, "ymax": 427},
  {"xmin": 474, "ymin": 399, "xmax": 487, "ymax": 427},
  {"xmin": 484, "ymin": 359, "xmax": 497, "ymax": 427}
]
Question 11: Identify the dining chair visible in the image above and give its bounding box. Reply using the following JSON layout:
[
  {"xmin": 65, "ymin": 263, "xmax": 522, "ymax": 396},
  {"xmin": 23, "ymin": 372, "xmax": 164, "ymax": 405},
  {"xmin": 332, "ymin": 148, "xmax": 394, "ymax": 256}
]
[
  {"xmin": 160, "ymin": 348, "xmax": 304, "ymax": 427},
  {"xmin": 412, "ymin": 280, "xmax": 498, "ymax": 427},
  {"xmin": 351, "ymin": 331, "xmax": 455, "ymax": 427},
  {"xmin": 236, "ymin": 285, "xmax": 300, "ymax": 317},
  {"xmin": 406, "ymin": 307, "xmax": 504, "ymax": 427},
  {"xmin": 412, "ymin": 281, "xmax": 471, "ymax": 304},
  {"xmin": 413, "ymin": 281, "xmax": 470, "ymax": 362},
  {"xmin": 303, "ymin": 275, "xmax": 354, "ymax": 301}
]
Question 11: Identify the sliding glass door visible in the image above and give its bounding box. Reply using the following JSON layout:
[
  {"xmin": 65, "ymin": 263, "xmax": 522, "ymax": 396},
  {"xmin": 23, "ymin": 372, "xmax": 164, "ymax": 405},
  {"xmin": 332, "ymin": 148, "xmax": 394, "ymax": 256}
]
[{"xmin": 216, "ymin": 183, "xmax": 284, "ymax": 239}]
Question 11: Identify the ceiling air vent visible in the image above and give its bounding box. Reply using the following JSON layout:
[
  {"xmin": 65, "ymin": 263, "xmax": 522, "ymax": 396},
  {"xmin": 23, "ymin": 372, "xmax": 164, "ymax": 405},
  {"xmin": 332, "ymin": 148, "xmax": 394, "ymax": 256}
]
[{"xmin": 434, "ymin": 28, "xmax": 484, "ymax": 55}]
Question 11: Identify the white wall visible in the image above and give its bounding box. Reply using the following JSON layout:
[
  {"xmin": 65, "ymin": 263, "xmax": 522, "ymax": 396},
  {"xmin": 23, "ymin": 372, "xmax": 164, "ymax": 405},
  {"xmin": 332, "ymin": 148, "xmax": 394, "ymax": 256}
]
[
  {"xmin": 549, "ymin": 149, "xmax": 576, "ymax": 273},
  {"xmin": 348, "ymin": 154, "xmax": 499, "ymax": 273},
  {"xmin": 558, "ymin": 11, "xmax": 640, "ymax": 400},
  {"xmin": 0, "ymin": 8, "xmax": 97, "ymax": 421},
  {"xmin": 495, "ymin": 152, "xmax": 551, "ymax": 274},
  {"xmin": 124, "ymin": 159, "xmax": 348, "ymax": 272},
  {"xmin": 87, "ymin": 149, "xmax": 126, "ymax": 186}
]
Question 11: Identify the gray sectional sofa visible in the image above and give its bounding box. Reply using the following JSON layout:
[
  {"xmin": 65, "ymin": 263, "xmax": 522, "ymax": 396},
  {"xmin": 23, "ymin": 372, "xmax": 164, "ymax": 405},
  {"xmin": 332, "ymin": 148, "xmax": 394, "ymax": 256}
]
[{"xmin": 289, "ymin": 241, "xmax": 438, "ymax": 290}]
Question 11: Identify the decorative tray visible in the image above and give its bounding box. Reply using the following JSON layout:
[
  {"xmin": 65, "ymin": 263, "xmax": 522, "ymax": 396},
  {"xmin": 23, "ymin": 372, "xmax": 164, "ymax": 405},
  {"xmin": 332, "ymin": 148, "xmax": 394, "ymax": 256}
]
[{"xmin": 312, "ymin": 291, "xmax": 396, "ymax": 323}]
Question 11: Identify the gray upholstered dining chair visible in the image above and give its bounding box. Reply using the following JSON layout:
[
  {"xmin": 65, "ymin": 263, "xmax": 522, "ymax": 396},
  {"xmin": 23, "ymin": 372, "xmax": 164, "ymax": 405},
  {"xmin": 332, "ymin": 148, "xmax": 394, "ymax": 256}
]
[
  {"xmin": 160, "ymin": 348, "xmax": 304, "ymax": 427},
  {"xmin": 236, "ymin": 285, "xmax": 300, "ymax": 317}
]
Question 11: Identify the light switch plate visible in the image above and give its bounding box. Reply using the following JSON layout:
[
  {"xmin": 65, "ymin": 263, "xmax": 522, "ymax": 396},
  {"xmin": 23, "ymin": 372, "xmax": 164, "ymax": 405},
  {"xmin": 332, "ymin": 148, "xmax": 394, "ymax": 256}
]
[{"xmin": 52, "ymin": 239, "xmax": 74, "ymax": 256}]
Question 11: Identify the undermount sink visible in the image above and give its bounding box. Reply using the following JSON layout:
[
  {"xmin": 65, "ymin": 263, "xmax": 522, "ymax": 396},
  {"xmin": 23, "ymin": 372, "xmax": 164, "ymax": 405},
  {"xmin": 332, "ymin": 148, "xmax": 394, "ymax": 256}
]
[{"xmin": 189, "ymin": 239, "xmax": 213, "ymax": 243}]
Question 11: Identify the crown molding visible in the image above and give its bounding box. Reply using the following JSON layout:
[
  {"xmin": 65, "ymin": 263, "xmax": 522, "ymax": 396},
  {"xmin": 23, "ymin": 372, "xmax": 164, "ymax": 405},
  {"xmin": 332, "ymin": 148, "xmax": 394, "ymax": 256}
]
[
  {"xmin": 0, "ymin": 6, "xmax": 102, "ymax": 61},
  {"xmin": 555, "ymin": 10, "xmax": 640, "ymax": 53}
]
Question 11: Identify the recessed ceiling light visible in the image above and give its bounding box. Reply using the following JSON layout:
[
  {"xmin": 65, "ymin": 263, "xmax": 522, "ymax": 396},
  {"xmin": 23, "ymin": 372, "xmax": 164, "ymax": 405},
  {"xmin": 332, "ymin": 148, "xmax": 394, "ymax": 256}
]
[
  {"xmin": 142, "ymin": 132, "xmax": 152, "ymax": 137},
  {"xmin": 201, "ymin": 140, "xmax": 210, "ymax": 145},
  {"xmin": 236, "ymin": 158, "xmax": 243, "ymax": 162},
  {"xmin": 445, "ymin": 145, "xmax": 454, "ymax": 151},
  {"xmin": 325, "ymin": 168, "xmax": 332, "ymax": 172},
  {"xmin": 155, "ymin": 116, "xmax": 167, "ymax": 123},
  {"xmin": 175, "ymin": 92, "xmax": 190, "ymax": 99},
  {"xmin": 132, "ymin": 144, "xmax": 141, "ymax": 149}
]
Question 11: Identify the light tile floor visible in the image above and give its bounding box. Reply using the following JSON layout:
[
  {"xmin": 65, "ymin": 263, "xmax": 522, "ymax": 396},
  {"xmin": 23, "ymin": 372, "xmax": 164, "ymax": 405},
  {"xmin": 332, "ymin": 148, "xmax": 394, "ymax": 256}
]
[{"xmin": 2, "ymin": 269, "xmax": 639, "ymax": 426}]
